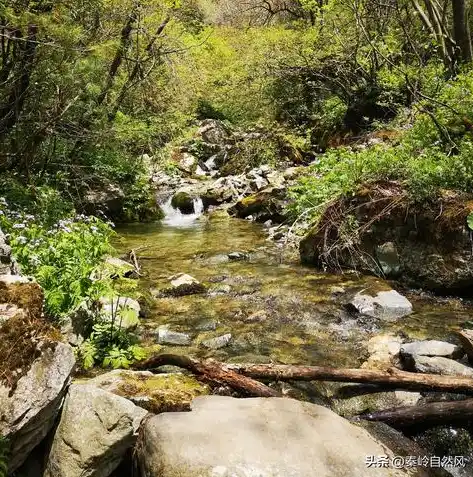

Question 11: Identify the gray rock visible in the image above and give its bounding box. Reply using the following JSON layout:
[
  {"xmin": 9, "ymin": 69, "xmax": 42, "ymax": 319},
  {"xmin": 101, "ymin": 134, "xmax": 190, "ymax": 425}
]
[
  {"xmin": 198, "ymin": 119, "xmax": 231, "ymax": 145},
  {"xmin": 349, "ymin": 289, "xmax": 413, "ymax": 320},
  {"xmin": 196, "ymin": 320, "xmax": 219, "ymax": 331},
  {"xmin": 209, "ymin": 284, "xmax": 231, "ymax": 296},
  {"xmin": 376, "ymin": 242, "xmax": 401, "ymax": 276},
  {"xmin": 227, "ymin": 251, "xmax": 248, "ymax": 261},
  {"xmin": 170, "ymin": 273, "xmax": 199, "ymax": 288},
  {"xmin": 0, "ymin": 343, "xmax": 75, "ymax": 472},
  {"xmin": 0, "ymin": 228, "xmax": 16, "ymax": 275},
  {"xmin": 157, "ymin": 326, "xmax": 192, "ymax": 346},
  {"xmin": 137, "ymin": 396, "xmax": 412, "ymax": 477},
  {"xmin": 408, "ymin": 355, "xmax": 473, "ymax": 377},
  {"xmin": 400, "ymin": 340, "xmax": 464, "ymax": 360},
  {"xmin": 44, "ymin": 384, "xmax": 148, "ymax": 477},
  {"xmin": 160, "ymin": 273, "xmax": 207, "ymax": 297},
  {"xmin": 201, "ymin": 333, "xmax": 232, "ymax": 350}
]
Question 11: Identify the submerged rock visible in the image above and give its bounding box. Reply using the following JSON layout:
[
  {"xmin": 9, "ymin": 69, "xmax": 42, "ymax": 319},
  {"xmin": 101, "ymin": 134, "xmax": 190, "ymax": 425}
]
[
  {"xmin": 44, "ymin": 384, "xmax": 147, "ymax": 477},
  {"xmin": 400, "ymin": 340, "xmax": 464, "ymax": 360},
  {"xmin": 348, "ymin": 289, "xmax": 413, "ymax": 320},
  {"xmin": 137, "ymin": 396, "xmax": 415, "ymax": 476},
  {"xmin": 157, "ymin": 326, "xmax": 192, "ymax": 346},
  {"xmin": 201, "ymin": 333, "xmax": 232, "ymax": 350}
]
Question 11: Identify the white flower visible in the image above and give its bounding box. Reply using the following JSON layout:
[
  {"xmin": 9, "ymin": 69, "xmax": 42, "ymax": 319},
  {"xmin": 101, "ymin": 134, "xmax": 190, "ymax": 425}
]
[
  {"xmin": 12, "ymin": 223, "xmax": 26, "ymax": 229},
  {"xmin": 90, "ymin": 226, "xmax": 98, "ymax": 233},
  {"xmin": 16, "ymin": 236, "xmax": 27, "ymax": 244}
]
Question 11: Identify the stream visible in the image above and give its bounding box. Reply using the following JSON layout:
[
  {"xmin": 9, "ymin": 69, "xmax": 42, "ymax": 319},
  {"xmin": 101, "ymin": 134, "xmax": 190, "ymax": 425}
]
[{"xmin": 114, "ymin": 207, "xmax": 473, "ymax": 369}]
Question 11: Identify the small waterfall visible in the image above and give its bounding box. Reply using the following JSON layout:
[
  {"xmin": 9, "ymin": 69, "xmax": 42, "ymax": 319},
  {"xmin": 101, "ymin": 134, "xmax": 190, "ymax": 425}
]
[{"xmin": 161, "ymin": 196, "xmax": 204, "ymax": 227}]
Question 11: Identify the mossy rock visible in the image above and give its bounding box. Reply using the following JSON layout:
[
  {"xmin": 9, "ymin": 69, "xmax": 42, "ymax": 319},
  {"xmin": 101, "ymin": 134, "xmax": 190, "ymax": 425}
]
[
  {"xmin": 83, "ymin": 370, "xmax": 210, "ymax": 413},
  {"xmin": 171, "ymin": 192, "xmax": 195, "ymax": 214}
]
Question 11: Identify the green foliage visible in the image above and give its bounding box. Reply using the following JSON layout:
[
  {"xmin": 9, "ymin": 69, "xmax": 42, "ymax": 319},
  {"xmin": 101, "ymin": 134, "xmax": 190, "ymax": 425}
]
[
  {"xmin": 0, "ymin": 200, "xmax": 114, "ymax": 317},
  {"xmin": 77, "ymin": 299, "xmax": 146, "ymax": 370}
]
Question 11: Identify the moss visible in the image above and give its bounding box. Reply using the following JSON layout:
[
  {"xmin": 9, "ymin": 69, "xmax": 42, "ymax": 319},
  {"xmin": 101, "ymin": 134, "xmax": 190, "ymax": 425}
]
[
  {"xmin": 115, "ymin": 372, "xmax": 210, "ymax": 413},
  {"xmin": 171, "ymin": 192, "xmax": 194, "ymax": 214},
  {"xmin": 0, "ymin": 281, "xmax": 61, "ymax": 392}
]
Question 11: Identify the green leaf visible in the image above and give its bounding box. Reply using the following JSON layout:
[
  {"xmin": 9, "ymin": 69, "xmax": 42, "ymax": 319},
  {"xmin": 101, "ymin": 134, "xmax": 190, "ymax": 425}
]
[{"xmin": 467, "ymin": 212, "xmax": 473, "ymax": 231}]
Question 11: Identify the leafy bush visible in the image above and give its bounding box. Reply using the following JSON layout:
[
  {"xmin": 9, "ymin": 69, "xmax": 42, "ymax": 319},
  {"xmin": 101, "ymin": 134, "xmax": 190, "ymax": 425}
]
[{"xmin": 0, "ymin": 200, "xmax": 114, "ymax": 318}]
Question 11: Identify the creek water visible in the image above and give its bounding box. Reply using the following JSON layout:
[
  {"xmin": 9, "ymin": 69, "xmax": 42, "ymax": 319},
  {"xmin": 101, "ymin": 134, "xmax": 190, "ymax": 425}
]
[{"xmin": 114, "ymin": 207, "xmax": 473, "ymax": 368}]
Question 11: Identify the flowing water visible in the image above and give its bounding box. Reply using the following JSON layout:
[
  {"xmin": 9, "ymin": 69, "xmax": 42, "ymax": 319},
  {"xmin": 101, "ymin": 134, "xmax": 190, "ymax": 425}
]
[{"xmin": 114, "ymin": 206, "xmax": 473, "ymax": 368}]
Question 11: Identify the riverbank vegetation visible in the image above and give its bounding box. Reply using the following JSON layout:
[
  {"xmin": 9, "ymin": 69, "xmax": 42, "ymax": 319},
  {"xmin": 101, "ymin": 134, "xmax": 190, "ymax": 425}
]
[{"xmin": 2, "ymin": 0, "xmax": 473, "ymax": 366}]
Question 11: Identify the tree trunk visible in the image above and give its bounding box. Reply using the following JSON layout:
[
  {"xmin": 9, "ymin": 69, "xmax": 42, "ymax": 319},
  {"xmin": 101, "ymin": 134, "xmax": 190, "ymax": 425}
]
[
  {"xmin": 133, "ymin": 354, "xmax": 280, "ymax": 397},
  {"xmin": 224, "ymin": 362, "xmax": 473, "ymax": 394},
  {"xmin": 452, "ymin": 0, "xmax": 473, "ymax": 63},
  {"xmin": 360, "ymin": 398, "xmax": 473, "ymax": 428}
]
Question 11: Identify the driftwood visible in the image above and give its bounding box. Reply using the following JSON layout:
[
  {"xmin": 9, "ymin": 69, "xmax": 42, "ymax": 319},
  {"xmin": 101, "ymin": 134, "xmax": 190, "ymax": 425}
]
[
  {"xmin": 360, "ymin": 398, "xmax": 473, "ymax": 428},
  {"xmin": 225, "ymin": 363, "xmax": 473, "ymax": 394},
  {"xmin": 133, "ymin": 354, "xmax": 280, "ymax": 398}
]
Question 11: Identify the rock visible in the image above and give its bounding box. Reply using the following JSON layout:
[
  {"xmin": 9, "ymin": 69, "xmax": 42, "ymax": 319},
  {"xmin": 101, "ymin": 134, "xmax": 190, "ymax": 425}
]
[
  {"xmin": 263, "ymin": 219, "xmax": 272, "ymax": 228},
  {"xmin": 178, "ymin": 152, "xmax": 198, "ymax": 174},
  {"xmin": 376, "ymin": 242, "xmax": 401, "ymax": 276},
  {"xmin": 85, "ymin": 370, "xmax": 210, "ymax": 413},
  {"xmin": 171, "ymin": 191, "xmax": 195, "ymax": 214},
  {"xmin": 406, "ymin": 355, "xmax": 473, "ymax": 376},
  {"xmin": 160, "ymin": 273, "xmax": 207, "ymax": 297},
  {"xmin": 195, "ymin": 319, "xmax": 219, "ymax": 331},
  {"xmin": 157, "ymin": 326, "xmax": 192, "ymax": 346},
  {"xmin": 137, "ymin": 396, "xmax": 413, "ymax": 476},
  {"xmin": 198, "ymin": 119, "xmax": 231, "ymax": 145},
  {"xmin": 0, "ymin": 343, "xmax": 75, "ymax": 472},
  {"xmin": 44, "ymin": 384, "xmax": 147, "ymax": 477},
  {"xmin": 362, "ymin": 334, "xmax": 403, "ymax": 370},
  {"xmin": 244, "ymin": 310, "xmax": 268, "ymax": 323},
  {"xmin": 99, "ymin": 296, "xmax": 140, "ymax": 330},
  {"xmin": 455, "ymin": 329, "xmax": 473, "ymax": 364},
  {"xmin": 201, "ymin": 333, "xmax": 232, "ymax": 350},
  {"xmin": 227, "ymin": 251, "xmax": 248, "ymax": 261},
  {"xmin": 0, "ymin": 228, "xmax": 17, "ymax": 275},
  {"xmin": 348, "ymin": 288, "xmax": 413, "ymax": 320},
  {"xmin": 400, "ymin": 340, "xmax": 464, "ymax": 360},
  {"xmin": 82, "ymin": 181, "xmax": 125, "ymax": 219},
  {"xmin": 228, "ymin": 187, "xmax": 288, "ymax": 223},
  {"xmin": 300, "ymin": 181, "xmax": 473, "ymax": 292},
  {"xmin": 208, "ymin": 284, "xmax": 231, "ymax": 295}
]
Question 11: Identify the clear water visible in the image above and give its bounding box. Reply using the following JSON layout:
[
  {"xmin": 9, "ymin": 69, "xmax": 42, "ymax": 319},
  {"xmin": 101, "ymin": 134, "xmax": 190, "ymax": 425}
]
[{"xmin": 113, "ymin": 210, "xmax": 473, "ymax": 368}]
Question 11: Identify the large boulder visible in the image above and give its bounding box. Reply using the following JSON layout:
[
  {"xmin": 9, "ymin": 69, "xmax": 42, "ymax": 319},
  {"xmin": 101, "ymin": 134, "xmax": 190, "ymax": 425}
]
[
  {"xmin": 0, "ymin": 276, "xmax": 75, "ymax": 473},
  {"xmin": 300, "ymin": 181, "xmax": 473, "ymax": 292},
  {"xmin": 198, "ymin": 119, "xmax": 232, "ymax": 145},
  {"xmin": 137, "ymin": 395, "xmax": 417, "ymax": 477},
  {"xmin": 44, "ymin": 384, "xmax": 148, "ymax": 477},
  {"xmin": 0, "ymin": 341, "xmax": 75, "ymax": 473},
  {"xmin": 171, "ymin": 191, "xmax": 195, "ymax": 214}
]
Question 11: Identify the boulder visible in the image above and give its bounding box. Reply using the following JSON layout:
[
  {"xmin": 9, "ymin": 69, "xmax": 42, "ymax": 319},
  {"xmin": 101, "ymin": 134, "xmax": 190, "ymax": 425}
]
[
  {"xmin": 348, "ymin": 288, "xmax": 413, "ymax": 320},
  {"xmin": 362, "ymin": 334, "xmax": 403, "ymax": 370},
  {"xmin": 400, "ymin": 340, "xmax": 464, "ymax": 360},
  {"xmin": 405, "ymin": 355, "xmax": 473, "ymax": 377},
  {"xmin": 455, "ymin": 329, "xmax": 473, "ymax": 364},
  {"xmin": 82, "ymin": 182, "xmax": 125, "ymax": 219},
  {"xmin": 300, "ymin": 181, "xmax": 473, "ymax": 292},
  {"xmin": 198, "ymin": 119, "xmax": 231, "ymax": 145},
  {"xmin": 171, "ymin": 191, "xmax": 195, "ymax": 214},
  {"xmin": 137, "ymin": 396, "xmax": 414, "ymax": 477},
  {"xmin": 228, "ymin": 187, "xmax": 288, "ymax": 223},
  {"xmin": 44, "ymin": 384, "xmax": 147, "ymax": 477},
  {"xmin": 85, "ymin": 369, "xmax": 210, "ymax": 413},
  {"xmin": 157, "ymin": 326, "xmax": 192, "ymax": 346},
  {"xmin": 0, "ymin": 343, "xmax": 75, "ymax": 472}
]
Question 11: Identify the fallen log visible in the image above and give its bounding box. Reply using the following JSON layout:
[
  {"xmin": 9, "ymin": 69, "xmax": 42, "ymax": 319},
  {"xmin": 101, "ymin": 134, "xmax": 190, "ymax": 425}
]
[
  {"xmin": 359, "ymin": 398, "xmax": 473, "ymax": 428},
  {"xmin": 133, "ymin": 353, "xmax": 280, "ymax": 398},
  {"xmin": 224, "ymin": 363, "xmax": 473, "ymax": 395}
]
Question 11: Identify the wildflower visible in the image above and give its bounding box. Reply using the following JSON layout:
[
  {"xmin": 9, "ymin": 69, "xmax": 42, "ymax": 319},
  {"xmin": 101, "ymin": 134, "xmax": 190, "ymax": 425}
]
[
  {"xmin": 12, "ymin": 223, "xmax": 26, "ymax": 229},
  {"xmin": 29, "ymin": 255, "xmax": 40, "ymax": 267},
  {"xmin": 90, "ymin": 226, "xmax": 98, "ymax": 233},
  {"xmin": 16, "ymin": 236, "xmax": 27, "ymax": 244}
]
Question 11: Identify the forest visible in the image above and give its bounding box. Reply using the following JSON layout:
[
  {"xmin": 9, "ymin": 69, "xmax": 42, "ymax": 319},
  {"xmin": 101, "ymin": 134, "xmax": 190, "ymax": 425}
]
[{"xmin": 3, "ymin": 1, "xmax": 473, "ymax": 476}]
